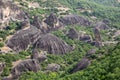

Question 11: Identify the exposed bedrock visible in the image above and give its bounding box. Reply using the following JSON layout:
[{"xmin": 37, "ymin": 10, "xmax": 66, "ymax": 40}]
[
  {"xmin": 34, "ymin": 34, "xmax": 73, "ymax": 54},
  {"xmin": 59, "ymin": 14, "xmax": 91, "ymax": 26},
  {"xmin": 6, "ymin": 26, "xmax": 41, "ymax": 52},
  {"xmin": 0, "ymin": 0, "xmax": 29, "ymax": 29}
]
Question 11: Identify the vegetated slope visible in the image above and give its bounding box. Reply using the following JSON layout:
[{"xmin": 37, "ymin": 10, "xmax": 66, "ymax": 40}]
[
  {"xmin": 88, "ymin": 0, "xmax": 120, "ymax": 7},
  {"xmin": 1, "ymin": 0, "xmax": 120, "ymax": 80}
]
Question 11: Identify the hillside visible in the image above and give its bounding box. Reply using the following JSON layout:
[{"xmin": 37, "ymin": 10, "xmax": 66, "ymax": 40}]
[{"xmin": 0, "ymin": 0, "xmax": 120, "ymax": 80}]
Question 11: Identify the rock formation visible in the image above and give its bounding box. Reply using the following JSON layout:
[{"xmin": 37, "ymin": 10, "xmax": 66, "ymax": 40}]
[
  {"xmin": 11, "ymin": 59, "xmax": 41, "ymax": 79},
  {"xmin": 31, "ymin": 49, "xmax": 47, "ymax": 62},
  {"xmin": 0, "ymin": 0, "xmax": 28, "ymax": 29},
  {"xmin": 94, "ymin": 28, "xmax": 102, "ymax": 47},
  {"xmin": 32, "ymin": 16, "xmax": 46, "ymax": 33},
  {"xmin": 59, "ymin": 14, "xmax": 91, "ymax": 26},
  {"xmin": 34, "ymin": 34, "xmax": 73, "ymax": 54},
  {"xmin": 66, "ymin": 28, "xmax": 79, "ymax": 40},
  {"xmin": 6, "ymin": 26, "xmax": 41, "ymax": 52},
  {"xmin": 95, "ymin": 21, "xmax": 110, "ymax": 30},
  {"xmin": 44, "ymin": 13, "xmax": 64, "ymax": 32},
  {"xmin": 46, "ymin": 63, "xmax": 60, "ymax": 72},
  {"xmin": 71, "ymin": 57, "xmax": 91, "ymax": 73},
  {"xmin": 80, "ymin": 35, "xmax": 92, "ymax": 43},
  {"xmin": 71, "ymin": 49, "xmax": 96, "ymax": 73}
]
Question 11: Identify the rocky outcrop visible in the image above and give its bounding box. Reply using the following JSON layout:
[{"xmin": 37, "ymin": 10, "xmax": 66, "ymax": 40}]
[
  {"xmin": 66, "ymin": 28, "xmax": 79, "ymax": 40},
  {"xmin": 71, "ymin": 58, "xmax": 90, "ymax": 73},
  {"xmin": 80, "ymin": 35, "xmax": 92, "ymax": 43},
  {"xmin": 46, "ymin": 63, "xmax": 60, "ymax": 72},
  {"xmin": 95, "ymin": 21, "xmax": 110, "ymax": 30},
  {"xmin": 11, "ymin": 59, "xmax": 40, "ymax": 79},
  {"xmin": 71, "ymin": 49, "xmax": 96, "ymax": 73},
  {"xmin": 44, "ymin": 13, "xmax": 64, "ymax": 33},
  {"xmin": 32, "ymin": 14, "xmax": 63, "ymax": 33},
  {"xmin": 94, "ymin": 28, "xmax": 102, "ymax": 47},
  {"xmin": 44, "ymin": 13, "xmax": 58, "ymax": 27},
  {"xmin": 59, "ymin": 14, "xmax": 91, "ymax": 26},
  {"xmin": 0, "ymin": 0, "xmax": 28, "ymax": 29},
  {"xmin": 31, "ymin": 49, "xmax": 47, "ymax": 62},
  {"xmin": 6, "ymin": 26, "xmax": 41, "ymax": 52},
  {"xmin": 32, "ymin": 16, "xmax": 45, "ymax": 32},
  {"xmin": 34, "ymin": 34, "xmax": 73, "ymax": 54}
]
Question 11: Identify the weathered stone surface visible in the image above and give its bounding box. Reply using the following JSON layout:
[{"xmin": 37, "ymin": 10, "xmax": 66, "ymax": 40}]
[
  {"xmin": 95, "ymin": 21, "xmax": 110, "ymax": 30},
  {"xmin": 32, "ymin": 16, "xmax": 43, "ymax": 30},
  {"xmin": 11, "ymin": 59, "xmax": 40, "ymax": 79},
  {"xmin": 34, "ymin": 34, "xmax": 73, "ymax": 54},
  {"xmin": 80, "ymin": 35, "xmax": 92, "ymax": 43},
  {"xmin": 44, "ymin": 13, "xmax": 58, "ymax": 27},
  {"xmin": 46, "ymin": 63, "xmax": 60, "ymax": 72},
  {"xmin": 71, "ymin": 57, "xmax": 91, "ymax": 73},
  {"xmin": 0, "ymin": 0, "xmax": 28, "ymax": 29},
  {"xmin": 59, "ymin": 14, "xmax": 91, "ymax": 26},
  {"xmin": 94, "ymin": 28, "xmax": 102, "ymax": 47},
  {"xmin": 32, "ymin": 15, "xmax": 63, "ymax": 33},
  {"xmin": 6, "ymin": 26, "xmax": 41, "ymax": 52},
  {"xmin": 31, "ymin": 49, "xmax": 47, "ymax": 63},
  {"xmin": 66, "ymin": 28, "xmax": 79, "ymax": 40}
]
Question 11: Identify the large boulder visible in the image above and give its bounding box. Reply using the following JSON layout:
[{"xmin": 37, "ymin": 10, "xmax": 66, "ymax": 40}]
[
  {"xmin": 0, "ymin": 0, "xmax": 28, "ymax": 29},
  {"xmin": 80, "ymin": 35, "xmax": 92, "ymax": 43},
  {"xmin": 11, "ymin": 59, "xmax": 40, "ymax": 79},
  {"xmin": 31, "ymin": 49, "xmax": 47, "ymax": 62},
  {"xmin": 66, "ymin": 28, "xmax": 79, "ymax": 40},
  {"xmin": 71, "ymin": 58, "xmax": 91, "ymax": 73},
  {"xmin": 44, "ymin": 13, "xmax": 58, "ymax": 27},
  {"xmin": 46, "ymin": 63, "xmax": 60, "ymax": 72},
  {"xmin": 44, "ymin": 13, "xmax": 64, "ymax": 32},
  {"xmin": 6, "ymin": 26, "xmax": 41, "ymax": 52},
  {"xmin": 94, "ymin": 28, "xmax": 102, "ymax": 47},
  {"xmin": 59, "ymin": 14, "xmax": 91, "ymax": 26},
  {"xmin": 34, "ymin": 34, "xmax": 73, "ymax": 54},
  {"xmin": 95, "ymin": 21, "xmax": 110, "ymax": 30}
]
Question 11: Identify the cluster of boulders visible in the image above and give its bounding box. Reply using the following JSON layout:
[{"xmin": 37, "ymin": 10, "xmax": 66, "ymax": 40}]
[
  {"xmin": 0, "ymin": 0, "xmax": 28, "ymax": 29},
  {"xmin": 3, "ymin": 49, "xmax": 47, "ymax": 80},
  {"xmin": 71, "ymin": 49, "xmax": 96, "ymax": 73},
  {"xmin": 66, "ymin": 27, "xmax": 102, "ymax": 47}
]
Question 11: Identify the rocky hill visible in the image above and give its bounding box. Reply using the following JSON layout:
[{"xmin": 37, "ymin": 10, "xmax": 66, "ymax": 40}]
[{"xmin": 0, "ymin": 0, "xmax": 120, "ymax": 80}]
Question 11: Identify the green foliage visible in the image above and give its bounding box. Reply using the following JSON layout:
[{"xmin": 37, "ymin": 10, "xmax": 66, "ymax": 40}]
[{"xmin": 0, "ymin": 42, "xmax": 4, "ymax": 47}]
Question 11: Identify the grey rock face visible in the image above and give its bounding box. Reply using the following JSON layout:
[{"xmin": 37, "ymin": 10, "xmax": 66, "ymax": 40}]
[
  {"xmin": 11, "ymin": 59, "xmax": 40, "ymax": 79},
  {"xmin": 0, "ymin": 0, "xmax": 28, "ymax": 29},
  {"xmin": 95, "ymin": 21, "xmax": 109, "ymax": 30},
  {"xmin": 94, "ymin": 28, "xmax": 102, "ymax": 47},
  {"xmin": 34, "ymin": 34, "xmax": 73, "ymax": 54},
  {"xmin": 80, "ymin": 35, "xmax": 92, "ymax": 43},
  {"xmin": 46, "ymin": 63, "xmax": 60, "ymax": 72},
  {"xmin": 44, "ymin": 13, "xmax": 58, "ymax": 27},
  {"xmin": 66, "ymin": 28, "xmax": 79, "ymax": 40},
  {"xmin": 59, "ymin": 14, "xmax": 91, "ymax": 26},
  {"xmin": 71, "ymin": 58, "xmax": 90, "ymax": 73},
  {"xmin": 31, "ymin": 49, "xmax": 47, "ymax": 63},
  {"xmin": 6, "ymin": 26, "xmax": 41, "ymax": 52}
]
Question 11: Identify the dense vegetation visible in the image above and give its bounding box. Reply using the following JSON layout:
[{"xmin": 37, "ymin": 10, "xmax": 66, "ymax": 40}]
[{"xmin": 1, "ymin": 0, "xmax": 120, "ymax": 80}]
